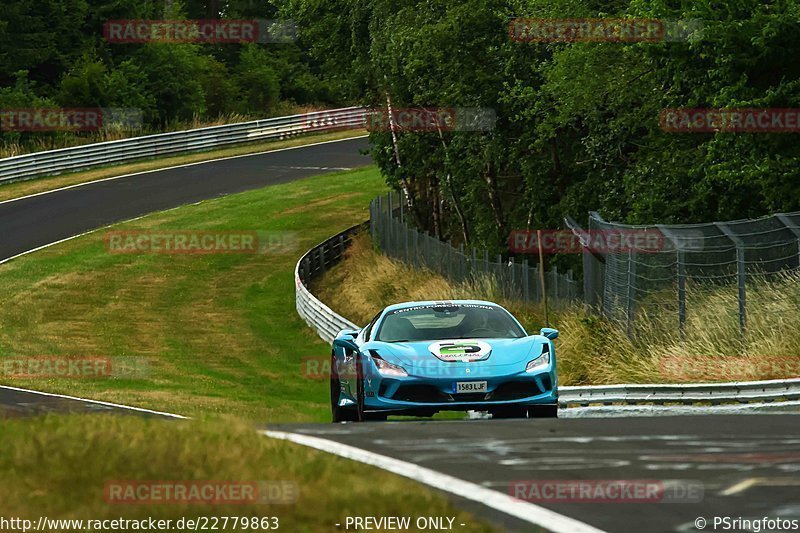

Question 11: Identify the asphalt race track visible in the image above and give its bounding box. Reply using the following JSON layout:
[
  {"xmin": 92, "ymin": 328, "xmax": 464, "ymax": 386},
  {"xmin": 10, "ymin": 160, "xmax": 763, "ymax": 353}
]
[
  {"xmin": 0, "ymin": 137, "xmax": 371, "ymax": 262},
  {"xmin": 0, "ymin": 386, "xmax": 134, "ymax": 417},
  {"xmin": 2, "ymin": 135, "xmax": 800, "ymax": 532},
  {"xmin": 276, "ymin": 417, "xmax": 800, "ymax": 532}
]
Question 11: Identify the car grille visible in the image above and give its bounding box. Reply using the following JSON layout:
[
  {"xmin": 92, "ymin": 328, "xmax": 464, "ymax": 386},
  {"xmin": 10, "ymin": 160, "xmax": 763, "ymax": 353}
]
[
  {"xmin": 386, "ymin": 377, "xmax": 551, "ymax": 404},
  {"xmin": 389, "ymin": 385, "xmax": 451, "ymax": 403},
  {"xmin": 492, "ymin": 379, "xmax": 547, "ymax": 401}
]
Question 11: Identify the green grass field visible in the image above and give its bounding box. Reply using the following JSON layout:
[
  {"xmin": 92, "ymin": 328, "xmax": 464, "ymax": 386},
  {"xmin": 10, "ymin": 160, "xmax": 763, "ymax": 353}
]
[
  {"xmin": 0, "ymin": 166, "xmax": 384, "ymax": 422},
  {"xmin": 0, "ymin": 415, "xmax": 491, "ymax": 531}
]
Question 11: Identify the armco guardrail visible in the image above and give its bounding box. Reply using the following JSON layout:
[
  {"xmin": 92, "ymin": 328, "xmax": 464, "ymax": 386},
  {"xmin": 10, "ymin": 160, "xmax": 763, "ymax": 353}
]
[
  {"xmin": 0, "ymin": 107, "xmax": 366, "ymax": 184},
  {"xmin": 295, "ymin": 222, "xmax": 366, "ymax": 343},
  {"xmin": 295, "ymin": 228, "xmax": 800, "ymax": 406},
  {"xmin": 560, "ymin": 378, "xmax": 800, "ymax": 406}
]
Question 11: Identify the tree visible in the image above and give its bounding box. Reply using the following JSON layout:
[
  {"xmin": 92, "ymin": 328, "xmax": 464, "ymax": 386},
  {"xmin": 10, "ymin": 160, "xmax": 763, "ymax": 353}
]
[{"xmin": 233, "ymin": 44, "xmax": 280, "ymax": 114}]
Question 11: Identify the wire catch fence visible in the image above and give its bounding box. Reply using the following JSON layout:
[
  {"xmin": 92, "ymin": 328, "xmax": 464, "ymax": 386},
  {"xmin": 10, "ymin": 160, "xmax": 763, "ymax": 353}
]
[
  {"xmin": 576, "ymin": 210, "xmax": 800, "ymax": 336},
  {"xmin": 370, "ymin": 192, "xmax": 581, "ymax": 307}
]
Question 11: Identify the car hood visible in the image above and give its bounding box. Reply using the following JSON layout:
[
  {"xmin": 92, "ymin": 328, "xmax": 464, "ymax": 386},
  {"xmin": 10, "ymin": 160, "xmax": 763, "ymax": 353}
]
[{"xmin": 367, "ymin": 337, "xmax": 544, "ymax": 369}]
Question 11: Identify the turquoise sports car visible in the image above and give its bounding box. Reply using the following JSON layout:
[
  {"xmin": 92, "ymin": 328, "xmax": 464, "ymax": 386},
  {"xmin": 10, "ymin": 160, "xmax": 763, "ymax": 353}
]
[{"xmin": 330, "ymin": 300, "xmax": 558, "ymax": 422}]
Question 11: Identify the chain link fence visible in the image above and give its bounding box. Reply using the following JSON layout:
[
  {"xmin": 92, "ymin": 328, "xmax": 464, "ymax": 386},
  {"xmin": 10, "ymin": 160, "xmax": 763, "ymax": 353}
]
[
  {"xmin": 368, "ymin": 190, "xmax": 800, "ymax": 334},
  {"xmin": 574, "ymin": 210, "xmax": 800, "ymax": 335},
  {"xmin": 371, "ymin": 192, "xmax": 581, "ymax": 306}
]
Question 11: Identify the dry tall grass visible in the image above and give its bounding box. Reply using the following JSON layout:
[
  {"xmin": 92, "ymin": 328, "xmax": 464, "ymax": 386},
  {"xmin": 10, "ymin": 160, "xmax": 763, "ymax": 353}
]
[
  {"xmin": 312, "ymin": 233, "xmax": 548, "ymax": 326},
  {"xmin": 314, "ymin": 233, "xmax": 800, "ymax": 385}
]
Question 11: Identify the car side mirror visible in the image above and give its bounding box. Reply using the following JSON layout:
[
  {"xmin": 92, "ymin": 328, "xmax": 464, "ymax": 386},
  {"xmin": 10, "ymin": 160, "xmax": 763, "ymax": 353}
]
[
  {"xmin": 333, "ymin": 337, "xmax": 359, "ymax": 353},
  {"xmin": 540, "ymin": 327, "xmax": 559, "ymax": 340},
  {"xmin": 338, "ymin": 329, "xmax": 359, "ymax": 339}
]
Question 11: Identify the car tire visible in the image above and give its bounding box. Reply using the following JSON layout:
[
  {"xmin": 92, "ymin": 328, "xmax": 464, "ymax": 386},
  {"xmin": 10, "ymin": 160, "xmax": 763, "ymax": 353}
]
[
  {"xmin": 331, "ymin": 352, "xmax": 357, "ymax": 423},
  {"xmin": 529, "ymin": 404, "xmax": 558, "ymax": 418},
  {"xmin": 489, "ymin": 406, "xmax": 529, "ymax": 419}
]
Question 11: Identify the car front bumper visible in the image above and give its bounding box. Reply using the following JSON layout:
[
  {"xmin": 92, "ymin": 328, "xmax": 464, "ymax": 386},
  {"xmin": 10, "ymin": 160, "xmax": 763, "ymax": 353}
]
[{"xmin": 357, "ymin": 367, "xmax": 558, "ymax": 411}]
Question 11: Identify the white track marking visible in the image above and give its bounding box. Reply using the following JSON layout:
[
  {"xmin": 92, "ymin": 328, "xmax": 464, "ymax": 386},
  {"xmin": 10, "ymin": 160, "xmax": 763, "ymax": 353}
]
[
  {"xmin": 263, "ymin": 429, "xmax": 607, "ymax": 533},
  {"xmin": 0, "ymin": 201, "xmax": 202, "ymax": 265},
  {"xmin": 0, "ymin": 384, "xmax": 186, "ymax": 419},
  {"xmin": 720, "ymin": 478, "xmax": 765, "ymax": 496},
  {"xmin": 0, "ymin": 215, "xmax": 144, "ymax": 265},
  {"xmin": 0, "ymin": 135, "xmax": 368, "ymax": 207},
  {"xmin": 285, "ymin": 166, "xmax": 353, "ymax": 170},
  {"xmin": 721, "ymin": 477, "xmax": 800, "ymax": 496},
  {"xmin": 0, "ymin": 233, "xmax": 94, "ymax": 265}
]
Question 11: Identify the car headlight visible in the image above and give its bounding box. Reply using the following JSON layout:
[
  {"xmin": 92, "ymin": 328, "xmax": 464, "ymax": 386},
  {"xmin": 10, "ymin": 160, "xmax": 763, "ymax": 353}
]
[
  {"xmin": 526, "ymin": 345, "xmax": 551, "ymax": 372},
  {"xmin": 372, "ymin": 355, "xmax": 408, "ymax": 377}
]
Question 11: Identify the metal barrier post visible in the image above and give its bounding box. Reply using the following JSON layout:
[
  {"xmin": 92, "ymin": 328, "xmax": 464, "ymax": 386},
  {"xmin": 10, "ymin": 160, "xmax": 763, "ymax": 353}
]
[
  {"xmin": 715, "ymin": 222, "xmax": 747, "ymax": 334},
  {"xmin": 522, "ymin": 259, "xmax": 530, "ymax": 302},
  {"xmin": 626, "ymin": 248, "xmax": 636, "ymax": 337},
  {"xmin": 776, "ymin": 213, "xmax": 800, "ymax": 269},
  {"xmin": 658, "ymin": 224, "xmax": 687, "ymax": 335}
]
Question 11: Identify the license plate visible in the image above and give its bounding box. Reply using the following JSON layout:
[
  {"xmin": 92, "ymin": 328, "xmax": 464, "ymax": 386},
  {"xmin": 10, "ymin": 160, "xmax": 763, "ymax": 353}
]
[{"xmin": 454, "ymin": 381, "xmax": 487, "ymax": 393}]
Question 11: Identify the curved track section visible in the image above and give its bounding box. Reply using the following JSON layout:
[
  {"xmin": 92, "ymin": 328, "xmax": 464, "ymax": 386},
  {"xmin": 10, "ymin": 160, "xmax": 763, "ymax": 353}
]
[
  {"xmin": 0, "ymin": 137, "xmax": 370, "ymax": 262},
  {"xmin": 0, "ymin": 136, "xmax": 368, "ymax": 421}
]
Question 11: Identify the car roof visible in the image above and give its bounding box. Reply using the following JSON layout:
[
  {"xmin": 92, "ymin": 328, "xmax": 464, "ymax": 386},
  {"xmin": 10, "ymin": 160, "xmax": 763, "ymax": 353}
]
[{"xmin": 382, "ymin": 300, "xmax": 502, "ymax": 313}]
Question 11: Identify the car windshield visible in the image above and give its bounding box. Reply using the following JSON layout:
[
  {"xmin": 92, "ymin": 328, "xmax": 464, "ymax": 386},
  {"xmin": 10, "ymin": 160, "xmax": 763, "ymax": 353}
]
[{"xmin": 376, "ymin": 304, "xmax": 526, "ymax": 342}]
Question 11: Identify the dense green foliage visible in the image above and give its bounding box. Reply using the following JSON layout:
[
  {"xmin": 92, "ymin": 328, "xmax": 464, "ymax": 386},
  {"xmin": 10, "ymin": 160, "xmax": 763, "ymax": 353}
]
[
  {"xmin": 0, "ymin": 0, "xmax": 340, "ymax": 148},
  {"xmin": 3, "ymin": 0, "xmax": 799, "ymax": 247},
  {"xmin": 291, "ymin": 0, "xmax": 800, "ymax": 254}
]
